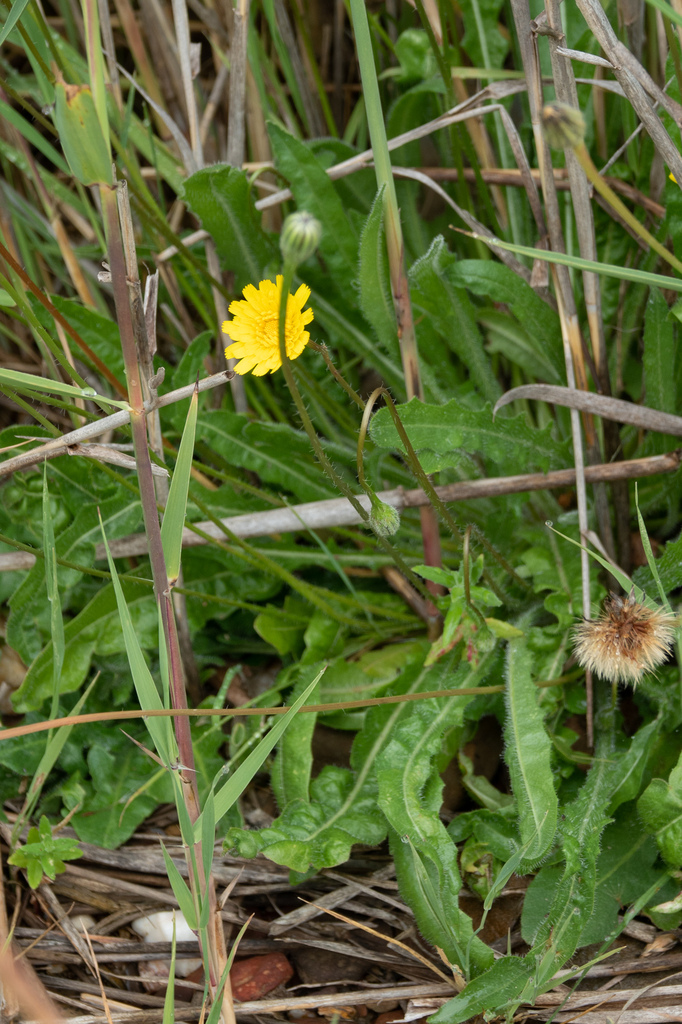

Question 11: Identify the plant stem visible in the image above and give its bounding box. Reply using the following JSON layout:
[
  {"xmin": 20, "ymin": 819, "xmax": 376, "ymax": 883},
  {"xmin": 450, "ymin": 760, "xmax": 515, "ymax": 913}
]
[
  {"xmin": 277, "ymin": 263, "xmax": 434, "ymax": 605},
  {"xmin": 101, "ymin": 183, "xmax": 234, "ymax": 1022},
  {"xmin": 574, "ymin": 142, "xmax": 682, "ymax": 278}
]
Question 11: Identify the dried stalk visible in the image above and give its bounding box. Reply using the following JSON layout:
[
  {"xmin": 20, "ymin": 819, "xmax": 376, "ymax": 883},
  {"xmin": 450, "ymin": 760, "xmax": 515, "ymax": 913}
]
[
  {"xmin": 101, "ymin": 184, "xmax": 234, "ymax": 1024},
  {"xmin": 84, "ymin": 452, "xmax": 678, "ymax": 564},
  {"xmin": 510, "ymin": 0, "xmax": 594, "ymax": 744}
]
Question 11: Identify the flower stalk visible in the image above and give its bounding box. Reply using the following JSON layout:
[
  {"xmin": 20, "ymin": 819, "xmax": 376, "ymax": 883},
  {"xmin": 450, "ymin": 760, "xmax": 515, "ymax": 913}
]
[{"xmin": 275, "ymin": 261, "xmax": 433, "ymax": 605}]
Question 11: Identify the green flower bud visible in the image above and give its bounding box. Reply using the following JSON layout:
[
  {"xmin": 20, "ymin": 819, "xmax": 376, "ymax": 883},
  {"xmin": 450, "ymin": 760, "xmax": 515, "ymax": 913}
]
[
  {"xmin": 542, "ymin": 102, "xmax": 585, "ymax": 151},
  {"xmin": 280, "ymin": 211, "xmax": 322, "ymax": 267},
  {"xmin": 369, "ymin": 497, "xmax": 401, "ymax": 537}
]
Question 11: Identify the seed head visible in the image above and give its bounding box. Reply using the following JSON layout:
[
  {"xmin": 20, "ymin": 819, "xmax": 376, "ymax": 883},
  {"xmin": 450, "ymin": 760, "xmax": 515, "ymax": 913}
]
[
  {"xmin": 573, "ymin": 591, "xmax": 677, "ymax": 685},
  {"xmin": 542, "ymin": 102, "xmax": 585, "ymax": 151}
]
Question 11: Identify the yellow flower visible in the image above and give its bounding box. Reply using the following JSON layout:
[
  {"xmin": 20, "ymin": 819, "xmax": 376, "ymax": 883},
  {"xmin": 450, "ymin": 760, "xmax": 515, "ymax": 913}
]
[{"xmin": 222, "ymin": 276, "xmax": 314, "ymax": 376}]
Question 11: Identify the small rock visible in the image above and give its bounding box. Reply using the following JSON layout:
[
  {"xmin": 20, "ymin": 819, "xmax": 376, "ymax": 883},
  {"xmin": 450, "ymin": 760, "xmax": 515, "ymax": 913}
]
[{"xmin": 231, "ymin": 952, "xmax": 293, "ymax": 1000}]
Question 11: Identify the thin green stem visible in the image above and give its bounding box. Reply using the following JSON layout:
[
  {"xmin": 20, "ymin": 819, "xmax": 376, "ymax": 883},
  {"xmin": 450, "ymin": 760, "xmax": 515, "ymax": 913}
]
[{"xmin": 277, "ymin": 263, "xmax": 433, "ymax": 603}]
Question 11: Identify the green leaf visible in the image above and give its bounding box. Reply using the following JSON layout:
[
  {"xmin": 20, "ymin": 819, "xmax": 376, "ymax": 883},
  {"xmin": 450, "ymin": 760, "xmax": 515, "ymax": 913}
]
[
  {"xmin": 163, "ymin": 916, "xmax": 177, "ymax": 1024},
  {"xmin": 68, "ymin": 733, "xmax": 172, "ymax": 847},
  {"xmin": 522, "ymin": 804, "xmax": 662, "ymax": 948},
  {"xmin": 0, "ymin": 0, "xmax": 31, "ymax": 48},
  {"xmin": 472, "ymin": 233, "xmax": 682, "ymax": 293},
  {"xmin": 528, "ymin": 709, "xmax": 636, "ymax": 990},
  {"xmin": 307, "ymin": 284, "xmax": 404, "ymax": 393},
  {"xmin": 645, "ymin": 288, "xmax": 677, "ymax": 418},
  {"xmin": 210, "ymin": 671, "xmax": 323, "ymax": 828},
  {"xmin": 429, "ymin": 957, "xmax": 534, "ymax": 1024},
  {"xmin": 224, "ymin": 646, "xmax": 434, "ymax": 872},
  {"xmin": 0, "ymin": 366, "xmax": 122, "ymax": 406},
  {"xmin": 504, "ymin": 638, "xmax": 557, "ymax": 867},
  {"xmin": 369, "ymin": 396, "xmax": 569, "ymax": 476},
  {"xmin": 182, "ymin": 165, "xmax": 278, "ymax": 290},
  {"xmin": 409, "ymin": 237, "xmax": 501, "ymax": 404},
  {"xmin": 9, "ymin": 492, "xmax": 144, "ymax": 671},
  {"xmin": 161, "ymin": 842, "xmax": 198, "ymax": 930},
  {"xmin": 270, "ymin": 667, "xmax": 320, "ymax": 807},
  {"xmin": 161, "ymin": 385, "xmax": 198, "ymax": 585},
  {"xmin": 99, "ymin": 516, "xmax": 175, "ymax": 766},
  {"xmin": 13, "ymin": 580, "xmax": 153, "ymax": 712},
  {"xmin": 268, "ymin": 123, "xmax": 358, "ymax": 276},
  {"xmin": 376, "ymin": 652, "xmax": 499, "ymax": 975},
  {"xmin": 42, "ymin": 296, "xmax": 126, "ymax": 394},
  {"xmin": 452, "ymin": 260, "xmax": 563, "ymax": 383},
  {"xmin": 196, "ymin": 411, "xmax": 336, "ymax": 502},
  {"xmin": 357, "ymin": 188, "xmax": 398, "ymax": 359},
  {"xmin": 460, "ymin": 0, "xmax": 509, "ymax": 68},
  {"xmin": 43, "ymin": 465, "xmax": 64, "ymax": 719},
  {"xmin": 53, "ymin": 80, "xmax": 113, "ymax": 186},
  {"xmin": 255, "ymin": 604, "xmax": 306, "ymax": 655},
  {"xmin": 639, "ymin": 752, "xmax": 682, "ymax": 866}
]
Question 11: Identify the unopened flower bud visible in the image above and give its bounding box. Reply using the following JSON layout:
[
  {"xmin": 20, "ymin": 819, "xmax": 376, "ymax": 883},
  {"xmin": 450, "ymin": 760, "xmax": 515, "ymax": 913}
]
[
  {"xmin": 542, "ymin": 102, "xmax": 585, "ymax": 151},
  {"xmin": 280, "ymin": 211, "xmax": 322, "ymax": 267},
  {"xmin": 369, "ymin": 497, "xmax": 400, "ymax": 537}
]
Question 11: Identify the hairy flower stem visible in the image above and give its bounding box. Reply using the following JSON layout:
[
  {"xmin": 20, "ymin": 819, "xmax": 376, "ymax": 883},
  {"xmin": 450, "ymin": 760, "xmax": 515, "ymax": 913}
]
[
  {"xmin": 277, "ymin": 263, "xmax": 433, "ymax": 605},
  {"xmin": 102, "ymin": 185, "xmax": 233, "ymax": 1022},
  {"xmin": 360, "ymin": 388, "xmax": 529, "ymax": 596}
]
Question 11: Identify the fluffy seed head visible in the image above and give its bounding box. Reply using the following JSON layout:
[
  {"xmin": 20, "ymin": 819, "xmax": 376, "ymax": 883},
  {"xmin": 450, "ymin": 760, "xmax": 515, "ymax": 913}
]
[{"xmin": 573, "ymin": 591, "xmax": 677, "ymax": 685}]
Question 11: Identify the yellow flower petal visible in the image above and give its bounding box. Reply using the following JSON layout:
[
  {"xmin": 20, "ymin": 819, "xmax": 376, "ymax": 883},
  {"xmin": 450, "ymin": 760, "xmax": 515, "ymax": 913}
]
[{"xmin": 222, "ymin": 276, "xmax": 314, "ymax": 375}]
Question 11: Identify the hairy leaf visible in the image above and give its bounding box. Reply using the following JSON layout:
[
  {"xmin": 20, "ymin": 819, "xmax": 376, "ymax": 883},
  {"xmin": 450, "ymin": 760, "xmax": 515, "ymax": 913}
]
[
  {"xmin": 409, "ymin": 237, "xmax": 500, "ymax": 404},
  {"xmin": 182, "ymin": 165, "xmax": 277, "ymax": 290},
  {"xmin": 377, "ymin": 651, "xmax": 499, "ymax": 975},
  {"xmin": 639, "ymin": 751, "xmax": 682, "ymax": 867},
  {"xmin": 268, "ymin": 123, "xmax": 358, "ymax": 277},
  {"xmin": 196, "ymin": 411, "xmax": 336, "ymax": 503},
  {"xmin": 357, "ymin": 188, "xmax": 398, "ymax": 360},
  {"xmin": 504, "ymin": 637, "xmax": 557, "ymax": 867},
  {"xmin": 369, "ymin": 396, "xmax": 570, "ymax": 475}
]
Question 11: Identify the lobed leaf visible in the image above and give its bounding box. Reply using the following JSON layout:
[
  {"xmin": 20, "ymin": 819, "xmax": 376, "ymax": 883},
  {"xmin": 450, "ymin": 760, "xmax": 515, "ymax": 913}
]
[
  {"xmin": 369, "ymin": 396, "xmax": 570, "ymax": 475},
  {"xmin": 376, "ymin": 651, "xmax": 500, "ymax": 975},
  {"xmin": 503, "ymin": 637, "xmax": 557, "ymax": 868}
]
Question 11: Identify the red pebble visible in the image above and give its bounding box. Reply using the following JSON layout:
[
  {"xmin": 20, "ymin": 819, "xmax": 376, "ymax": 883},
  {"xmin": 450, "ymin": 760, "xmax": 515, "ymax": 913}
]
[{"xmin": 231, "ymin": 953, "xmax": 293, "ymax": 1001}]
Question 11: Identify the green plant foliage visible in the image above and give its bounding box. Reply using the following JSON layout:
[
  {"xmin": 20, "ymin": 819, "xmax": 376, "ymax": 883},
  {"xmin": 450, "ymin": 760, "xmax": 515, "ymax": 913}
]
[
  {"xmin": 377, "ymin": 650, "xmax": 500, "ymax": 975},
  {"xmin": 369, "ymin": 395, "xmax": 570, "ymax": 474},
  {"xmin": 196, "ymin": 411, "xmax": 337, "ymax": 502},
  {"xmin": 268, "ymin": 123, "xmax": 359, "ymax": 277},
  {"xmin": 409, "ymin": 238, "xmax": 501, "ymax": 404},
  {"xmin": 182, "ymin": 165, "xmax": 278, "ymax": 289},
  {"xmin": 459, "ymin": 0, "xmax": 509, "ymax": 69},
  {"xmin": 8, "ymin": 815, "xmax": 83, "ymax": 887},
  {"xmin": 357, "ymin": 188, "xmax": 398, "ymax": 360},
  {"xmin": 504, "ymin": 638, "xmax": 557, "ymax": 867},
  {"xmin": 4, "ymin": 3, "xmax": 682, "ymax": 1018}
]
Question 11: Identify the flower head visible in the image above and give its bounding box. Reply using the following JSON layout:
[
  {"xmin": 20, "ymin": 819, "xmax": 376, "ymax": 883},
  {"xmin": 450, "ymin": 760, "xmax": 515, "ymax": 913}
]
[
  {"xmin": 280, "ymin": 211, "xmax": 322, "ymax": 267},
  {"xmin": 223, "ymin": 276, "xmax": 313, "ymax": 376},
  {"xmin": 573, "ymin": 591, "xmax": 677, "ymax": 685}
]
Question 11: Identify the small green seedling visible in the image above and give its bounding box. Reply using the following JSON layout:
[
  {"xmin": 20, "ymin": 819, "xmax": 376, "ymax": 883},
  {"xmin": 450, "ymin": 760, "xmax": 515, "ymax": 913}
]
[{"xmin": 8, "ymin": 815, "xmax": 83, "ymax": 888}]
